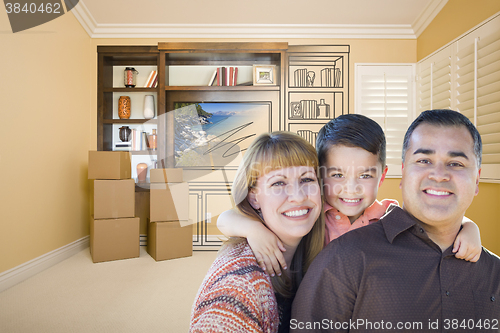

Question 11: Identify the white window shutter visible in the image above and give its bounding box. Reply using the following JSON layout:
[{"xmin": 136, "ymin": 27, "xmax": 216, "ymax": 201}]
[
  {"xmin": 355, "ymin": 65, "xmax": 415, "ymax": 176},
  {"xmin": 455, "ymin": 42, "xmax": 476, "ymax": 121},
  {"xmin": 417, "ymin": 46, "xmax": 452, "ymax": 113},
  {"xmin": 477, "ymin": 29, "xmax": 500, "ymax": 164},
  {"xmin": 454, "ymin": 16, "xmax": 500, "ymax": 171}
]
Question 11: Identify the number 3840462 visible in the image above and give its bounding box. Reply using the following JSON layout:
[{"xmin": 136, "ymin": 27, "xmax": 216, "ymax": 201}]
[{"xmin": 5, "ymin": 3, "xmax": 62, "ymax": 14}]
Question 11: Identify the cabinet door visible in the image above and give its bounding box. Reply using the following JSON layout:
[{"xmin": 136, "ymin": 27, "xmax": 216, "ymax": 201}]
[{"xmin": 190, "ymin": 182, "xmax": 234, "ymax": 251}]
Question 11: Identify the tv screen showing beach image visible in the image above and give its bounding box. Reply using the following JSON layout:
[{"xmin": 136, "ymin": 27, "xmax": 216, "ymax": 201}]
[{"xmin": 173, "ymin": 102, "xmax": 271, "ymax": 168}]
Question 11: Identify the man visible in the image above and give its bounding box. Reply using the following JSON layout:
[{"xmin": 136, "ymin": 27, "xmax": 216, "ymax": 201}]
[{"xmin": 290, "ymin": 110, "xmax": 500, "ymax": 332}]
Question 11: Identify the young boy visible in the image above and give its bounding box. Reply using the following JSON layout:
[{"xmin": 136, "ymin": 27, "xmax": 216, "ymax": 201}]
[{"xmin": 217, "ymin": 114, "xmax": 482, "ymax": 276}]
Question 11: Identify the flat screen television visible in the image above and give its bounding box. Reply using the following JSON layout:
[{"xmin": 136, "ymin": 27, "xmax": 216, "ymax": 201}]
[{"xmin": 172, "ymin": 102, "xmax": 271, "ymax": 169}]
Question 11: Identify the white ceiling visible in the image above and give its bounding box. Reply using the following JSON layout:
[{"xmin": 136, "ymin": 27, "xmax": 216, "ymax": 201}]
[{"xmin": 72, "ymin": 0, "xmax": 448, "ymax": 39}]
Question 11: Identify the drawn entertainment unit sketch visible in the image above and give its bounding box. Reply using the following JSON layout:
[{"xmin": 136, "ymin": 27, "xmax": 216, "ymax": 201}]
[{"xmin": 286, "ymin": 45, "xmax": 350, "ymax": 148}]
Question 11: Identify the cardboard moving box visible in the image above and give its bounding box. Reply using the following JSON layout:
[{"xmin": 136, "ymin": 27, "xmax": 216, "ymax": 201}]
[
  {"xmin": 147, "ymin": 220, "xmax": 192, "ymax": 261},
  {"xmin": 88, "ymin": 151, "xmax": 131, "ymax": 180},
  {"xmin": 90, "ymin": 216, "xmax": 140, "ymax": 263},
  {"xmin": 93, "ymin": 179, "xmax": 135, "ymax": 219},
  {"xmin": 149, "ymin": 168, "xmax": 183, "ymax": 183},
  {"xmin": 150, "ymin": 182, "xmax": 189, "ymax": 222}
]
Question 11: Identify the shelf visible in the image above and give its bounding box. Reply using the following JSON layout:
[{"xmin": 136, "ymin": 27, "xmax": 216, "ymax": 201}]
[
  {"xmin": 288, "ymin": 118, "xmax": 333, "ymax": 123},
  {"xmin": 287, "ymin": 87, "xmax": 344, "ymax": 91},
  {"xmin": 135, "ymin": 182, "xmax": 150, "ymax": 192},
  {"xmin": 104, "ymin": 88, "xmax": 158, "ymax": 93},
  {"xmin": 103, "ymin": 119, "xmax": 158, "ymax": 124},
  {"xmin": 165, "ymin": 85, "xmax": 279, "ymax": 91},
  {"xmin": 111, "ymin": 150, "xmax": 157, "ymax": 155},
  {"xmin": 130, "ymin": 149, "xmax": 157, "ymax": 155}
]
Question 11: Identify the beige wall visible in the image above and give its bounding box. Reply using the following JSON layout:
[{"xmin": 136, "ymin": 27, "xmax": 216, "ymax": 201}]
[
  {"xmin": 417, "ymin": 0, "xmax": 500, "ymax": 61},
  {"xmin": 0, "ymin": 13, "xmax": 91, "ymax": 273}
]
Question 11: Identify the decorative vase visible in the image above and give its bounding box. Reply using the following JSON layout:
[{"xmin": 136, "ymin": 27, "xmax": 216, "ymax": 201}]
[
  {"xmin": 317, "ymin": 99, "xmax": 330, "ymax": 119},
  {"xmin": 137, "ymin": 163, "xmax": 148, "ymax": 183},
  {"xmin": 119, "ymin": 126, "xmax": 132, "ymax": 142},
  {"xmin": 118, "ymin": 96, "xmax": 131, "ymax": 119},
  {"xmin": 148, "ymin": 129, "xmax": 157, "ymax": 149},
  {"xmin": 143, "ymin": 95, "xmax": 155, "ymax": 119}
]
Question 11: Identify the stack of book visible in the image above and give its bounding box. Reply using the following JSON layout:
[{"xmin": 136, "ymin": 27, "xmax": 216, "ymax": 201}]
[
  {"xmin": 321, "ymin": 67, "xmax": 341, "ymax": 87},
  {"xmin": 131, "ymin": 129, "xmax": 149, "ymax": 150},
  {"xmin": 300, "ymin": 99, "xmax": 318, "ymax": 119},
  {"xmin": 297, "ymin": 130, "xmax": 318, "ymax": 148},
  {"xmin": 143, "ymin": 70, "xmax": 158, "ymax": 88},
  {"xmin": 294, "ymin": 68, "xmax": 309, "ymax": 87},
  {"xmin": 208, "ymin": 67, "xmax": 239, "ymax": 86}
]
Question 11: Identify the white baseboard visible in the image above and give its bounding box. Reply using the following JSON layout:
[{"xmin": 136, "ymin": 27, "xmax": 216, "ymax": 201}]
[{"xmin": 0, "ymin": 236, "xmax": 89, "ymax": 293}]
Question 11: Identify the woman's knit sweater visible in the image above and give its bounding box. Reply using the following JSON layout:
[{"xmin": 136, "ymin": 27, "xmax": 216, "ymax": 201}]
[{"xmin": 190, "ymin": 241, "xmax": 279, "ymax": 332}]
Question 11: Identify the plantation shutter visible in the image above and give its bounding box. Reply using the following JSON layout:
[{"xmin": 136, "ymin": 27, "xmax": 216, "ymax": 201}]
[
  {"xmin": 453, "ymin": 13, "xmax": 500, "ymax": 178},
  {"xmin": 417, "ymin": 60, "xmax": 431, "ymax": 112},
  {"xmin": 355, "ymin": 65, "xmax": 414, "ymax": 176},
  {"xmin": 476, "ymin": 30, "xmax": 500, "ymax": 165},
  {"xmin": 455, "ymin": 41, "xmax": 475, "ymax": 120},
  {"xmin": 417, "ymin": 46, "xmax": 452, "ymax": 112}
]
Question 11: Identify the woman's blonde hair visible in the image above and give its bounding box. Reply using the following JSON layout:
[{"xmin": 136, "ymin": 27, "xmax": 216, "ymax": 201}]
[{"xmin": 231, "ymin": 131, "xmax": 325, "ymax": 298}]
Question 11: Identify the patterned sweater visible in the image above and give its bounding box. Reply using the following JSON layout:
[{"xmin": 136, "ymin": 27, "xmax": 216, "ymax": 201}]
[{"xmin": 190, "ymin": 241, "xmax": 279, "ymax": 333}]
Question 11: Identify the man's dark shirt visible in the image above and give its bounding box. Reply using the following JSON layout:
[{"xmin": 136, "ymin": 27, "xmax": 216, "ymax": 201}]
[{"xmin": 291, "ymin": 206, "xmax": 500, "ymax": 332}]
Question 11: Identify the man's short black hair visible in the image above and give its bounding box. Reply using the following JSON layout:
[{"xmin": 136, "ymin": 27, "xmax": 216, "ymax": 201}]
[
  {"xmin": 316, "ymin": 114, "xmax": 386, "ymax": 167},
  {"xmin": 402, "ymin": 109, "xmax": 482, "ymax": 167}
]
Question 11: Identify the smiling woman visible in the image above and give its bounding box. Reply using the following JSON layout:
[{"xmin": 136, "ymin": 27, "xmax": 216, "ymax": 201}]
[{"xmin": 190, "ymin": 132, "xmax": 325, "ymax": 333}]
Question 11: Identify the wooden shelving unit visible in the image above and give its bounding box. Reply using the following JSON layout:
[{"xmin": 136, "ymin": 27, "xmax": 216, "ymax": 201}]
[
  {"xmin": 97, "ymin": 42, "xmax": 289, "ymax": 249},
  {"xmin": 97, "ymin": 46, "xmax": 160, "ymax": 153}
]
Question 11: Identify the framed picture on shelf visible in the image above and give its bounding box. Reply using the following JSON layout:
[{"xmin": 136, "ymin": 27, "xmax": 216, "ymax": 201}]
[
  {"xmin": 253, "ymin": 65, "xmax": 276, "ymax": 85},
  {"xmin": 289, "ymin": 102, "xmax": 303, "ymax": 119}
]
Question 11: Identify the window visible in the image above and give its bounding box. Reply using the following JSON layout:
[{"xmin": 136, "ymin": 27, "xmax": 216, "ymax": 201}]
[
  {"xmin": 417, "ymin": 12, "xmax": 500, "ymax": 182},
  {"xmin": 355, "ymin": 64, "xmax": 415, "ymax": 177}
]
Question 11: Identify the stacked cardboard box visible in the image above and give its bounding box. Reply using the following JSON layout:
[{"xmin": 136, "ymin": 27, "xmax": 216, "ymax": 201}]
[
  {"xmin": 88, "ymin": 151, "xmax": 140, "ymax": 263},
  {"xmin": 148, "ymin": 168, "xmax": 192, "ymax": 261}
]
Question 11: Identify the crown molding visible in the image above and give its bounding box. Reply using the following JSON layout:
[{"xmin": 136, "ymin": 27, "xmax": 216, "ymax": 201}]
[
  {"xmin": 71, "ymin": 0, "xmax": 452, "ymax": 40},
  {"xmin": 83, "ymin": 23, "xmax": 416, "ymax": 39},
  {"xmin": 412, "ymin": 0, "xmax": 449, "ymax": 38},
  {"xmin": 70, "ymin": 0, "xmax": 98, "ymax": 37}
]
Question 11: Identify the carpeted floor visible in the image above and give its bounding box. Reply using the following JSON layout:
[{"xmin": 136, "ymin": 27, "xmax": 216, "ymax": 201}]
[{"xmin": 0, "ymin": 247, "xmax": 218, "ymax": 333}]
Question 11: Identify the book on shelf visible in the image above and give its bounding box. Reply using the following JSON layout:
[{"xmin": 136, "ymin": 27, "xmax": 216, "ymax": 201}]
[
  {"xmin": 208, "ymin": 69, "xmax": 218, "ymax": 86},
  {"xmin": 130, "ymin": 129, "xmax": 152, "ymax": 151},
  {"xmin": 210, "ymin": 67, "xmax": 239, "ymax": 86},
  {"xmin": 141, "ymin": 132, "xmax": 149, "ymax": 150},
  {"xmin": 320, "ymin": 67, "xmax": 341, "ymax": 87},
  {"xmin": 222, "ymin": 67, "xmax": 226, "ymax": 86},
  {"xmin": 143, "ymin": 70, "xmax": 156, "ymax": 88},
  {"xmin": 294, "ymin": 68, "xmax": 307, "ymax": 87},
  {"xmin": 229, "ymin": 67, "xmax": 234, "ymax": 86},
  {"xmin": 143, "ymin": 70, "xmax": 154, "ymax": 87},
  {"xmin": 115, "ymin": 142, "xmax": 131, "ymax": 151},
  {"xmin": 150, "ymin": 72, "xmax": 158, "ymax": 88}
]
